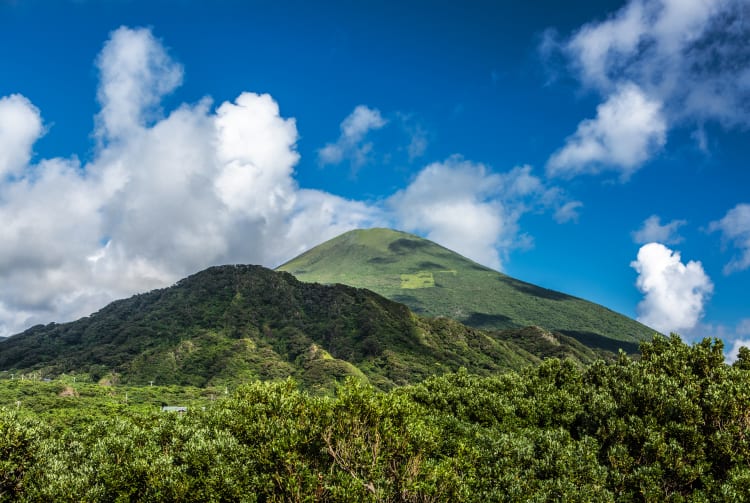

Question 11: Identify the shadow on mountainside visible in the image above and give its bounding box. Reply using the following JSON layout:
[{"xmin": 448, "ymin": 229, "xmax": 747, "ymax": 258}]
[
  {"xmin": 462, "ymin": 312, "xmax": 515, "ymax": 330},
  {"xmin": 502, "ymin": 278, "xmax": 571, "ymax": 301},
  {"xmin": 559, "ymin": 330, "xmax": 640, "ymax": 354}
]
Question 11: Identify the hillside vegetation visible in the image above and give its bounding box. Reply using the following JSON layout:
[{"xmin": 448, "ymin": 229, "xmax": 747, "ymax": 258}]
[
  {"xmin": 0, "ymin": 265, "xmax": 549, "ymax": 390},
  {"xmin": 279, "ymin": 228, "xmax": 656, "ymax": 353},
  {"xmin": 2, "ymin": 336, "xmax": 749, "ymax": 501}
]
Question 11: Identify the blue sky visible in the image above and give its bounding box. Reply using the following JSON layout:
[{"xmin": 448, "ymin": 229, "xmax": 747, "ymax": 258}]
[{"xmin": 1, "ymin": 0, "xmax": 748, "ymax": 355}]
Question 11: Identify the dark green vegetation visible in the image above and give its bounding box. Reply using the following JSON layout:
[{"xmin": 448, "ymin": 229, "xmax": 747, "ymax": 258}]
[
  {"xmin": 0, "ymin": 228, "xmax": 655, "ymax": 388},
  {"xmin": 0, "ymin": 265, "xmax": 555, "ymax": 390},
  {"xmin": 2, "ymin": 335, "xmax": 750, "ymax": 501},
  {"xmin": 278, "ymin": 228, "xmax": 655, "ymax": 353}
]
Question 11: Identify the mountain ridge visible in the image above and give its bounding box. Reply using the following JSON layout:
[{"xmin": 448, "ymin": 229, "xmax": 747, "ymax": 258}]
[{"xmin": 0, "ymin": 265, "xmax": 551, "ymax": 390}]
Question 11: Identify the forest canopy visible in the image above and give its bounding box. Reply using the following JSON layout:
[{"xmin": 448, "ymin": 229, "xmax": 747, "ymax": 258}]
[{"xmin": 1, "ymin": 334, "xmax": 750, "ymax": 502}]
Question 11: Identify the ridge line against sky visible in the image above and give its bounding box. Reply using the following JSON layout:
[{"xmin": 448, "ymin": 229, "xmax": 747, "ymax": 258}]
[{"xmin": 0, "ymin": 0, "xmax": 748, "ymax": 355}]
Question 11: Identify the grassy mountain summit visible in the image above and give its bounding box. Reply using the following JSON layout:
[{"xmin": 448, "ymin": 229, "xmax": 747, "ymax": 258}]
[
  {"xmin": 278, "ymin": 228, "xmax": 655, "ymax": 353},
  {"xmin": 0, "ymin": 265, "xmax": 545, "ymax": 389}
]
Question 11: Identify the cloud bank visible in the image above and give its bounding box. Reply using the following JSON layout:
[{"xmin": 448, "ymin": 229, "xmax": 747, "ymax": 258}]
[
  {"xmin": 631, "ymin": 242, "xmax": 713, "ymax": 334},
  {"xmin": 0, "ymin": 27, "xmax": 569, "ymax": 337},
  {"xmin": 0, "ymin": 27, "xmax": 381, "ymax": 336}
]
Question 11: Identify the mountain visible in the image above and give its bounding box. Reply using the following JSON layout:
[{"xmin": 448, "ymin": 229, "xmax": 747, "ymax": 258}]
[
  {"xmin": 278, "ymin": 228, "xmax": 655, "ymax": 353},
  {"xmin": 0, "ymin": 265, "xmax": 549, "ymax": 390}
]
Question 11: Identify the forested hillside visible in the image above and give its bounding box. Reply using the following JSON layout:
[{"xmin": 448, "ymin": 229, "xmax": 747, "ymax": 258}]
[
  {"xmin": 1, "ymin": 335, "xmax": 749, "ymax": 501},
  {"xmin": 0, "ymin": 265, "xmax": 551, "ymax": 390}
]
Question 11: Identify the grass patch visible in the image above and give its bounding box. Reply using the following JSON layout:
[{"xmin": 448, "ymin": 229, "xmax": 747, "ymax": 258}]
[{"xmin": 400, "ymin": 272, "xmax": 435, "ymax": 289}]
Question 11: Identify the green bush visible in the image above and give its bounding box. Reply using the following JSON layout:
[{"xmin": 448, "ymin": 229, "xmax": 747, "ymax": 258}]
[{"xmin": 2, "ymin": 335, "xmax": 750, "ymax": 501}]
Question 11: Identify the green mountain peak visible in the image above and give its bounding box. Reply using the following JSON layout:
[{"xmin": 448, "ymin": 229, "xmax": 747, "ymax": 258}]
[{"xmin": 278, "ymin": 227, "xmax": 656, "ymax": 353}]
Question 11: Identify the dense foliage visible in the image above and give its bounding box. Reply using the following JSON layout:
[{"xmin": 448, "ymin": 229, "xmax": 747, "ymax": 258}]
[
  {"xmin": 0, "ymin": 265, "xmax": 561, "ymax": 390},
  {"xmin": 278, "ymin": 228, "xmax": 653, "ymax": 352},
  {"xmin": 2, "ymin": 335, "xmax": 749, "ymax": 501}
]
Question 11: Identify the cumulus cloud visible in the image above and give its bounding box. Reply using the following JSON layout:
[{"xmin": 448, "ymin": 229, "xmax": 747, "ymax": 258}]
[
  {"xmin": 2, "ymin": 26, "xmax": 566, "ymax": 337},
  {"xmin": 709, "ymin": 203, "xmax": 750, "ymax": 274},
  {"xmin": 0, "ymin": 27, "xmax": 374, "ymax": 337},
  {"xmin": 546, "ymin": 0, "xmax": 750, "ymax": 177},
  {"xmin": 317, "ymin": 105, "xmax": 387, "ymax": 169},
  {"xmin": 632, "ymin": 215, "xmax": 687, "ymax": 244},
  {"xmin": 388, "ymin": 159, "xmax": 506, "ymax": 269},
  {"xmin": 0, "ymin": 94, "xmax": 43, "ymax": 178},
  {"xmin": 281, "ymin": 189, "xmax": 385, "ymax": 258},
  {"xmin": 388, "ymin": 159, "xmax": 560, "ymax": 269},
  {"xmin": 547, "ymin": 83, "xmax": 667, "ymax": 178},
  {"xmin": 95, "ymin": 26, "xmax": 184, "ymax": 140},
  {"xmin": 631, "ymin": 242, "xmax": 713, "ymax": 334}
]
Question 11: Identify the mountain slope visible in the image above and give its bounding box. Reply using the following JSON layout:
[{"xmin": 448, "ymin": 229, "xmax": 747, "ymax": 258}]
[
  {"xmin": 0, "ymin": 265, "xmax": 543, "ymax": 390},
  {"xmin": 278, "ymin": 228, "xmax": 655, "ymax": 353}
]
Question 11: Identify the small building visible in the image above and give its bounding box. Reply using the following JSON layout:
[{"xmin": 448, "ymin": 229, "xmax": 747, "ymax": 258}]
[{"xmin": 161, "ymin": 405, "xmax": 187, "ymax": 413}]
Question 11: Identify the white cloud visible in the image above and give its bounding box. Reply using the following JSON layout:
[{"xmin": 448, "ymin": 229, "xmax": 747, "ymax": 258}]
[
  {"xmin": 0, "ymin": 94, "xmax": 43, "ymax": 178},
  {"xmin": 0, "ymin": 27, "xmax": 567, "ymax": 338},
  {"xmin": 565, "ymin": 0, "xmax": 647, "ymax": 90},
  {"xmin": 342, "ymin": 105, "xmax": 387, "ymax": 140},
  {"xmin": 214, "ymin": 92, "xmax": 299, "ymax": 221},
  {"xmin": 726, "ymin": 339, "xmax": 750, "ymax": 364},
  {"xmin": 546, "ymin": 0, "xmax": 750, "ymax": 177},
  {"xmin": 632, "ymin": 215, "xmax": 687, "ymax": 244},
  {"xmin": 561, "ymin": 0, "xmax": 750, "ymax": 125},
  {"xmin": 709, "ymin": 203, "xmax": 750, "ymax": 274},
  {"xmin": 95, "ymin": 26, "xmax": 184, "ymax": 140},
  {"xmin": 388, "ymin": 159, "xmax": 506, "ymax": 269},
  {"xmin": 281, "ymin": 189, "xmax": 385, "ymax": 260},
  {"xmin": 547, "ymin": 83, "xmax": 667, "ymax": 179},
  {"xmin": 388, "ymin": 159, "xmax": 559, "ymax": 270},
  {"xmin": 708, "ymin": 319, "xmax": 750, "ymax": 364},
  {"xmin": 631, "ymin": 242, "xmax": 713, "ymax": 334},
  {"xmin": 317, "ymin": 105, "xmax": 387, "ymax": 168},
  {"xmin": 554, "ymin": 200, "xmax": 584, "ymax": 223},
  {"xmin": 0, "ymin": 27, "xmax": 332, "ymax": 337},
  {"xmin": 407, "ymin": 126, "xmax": 428, "ymax": 161}
]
